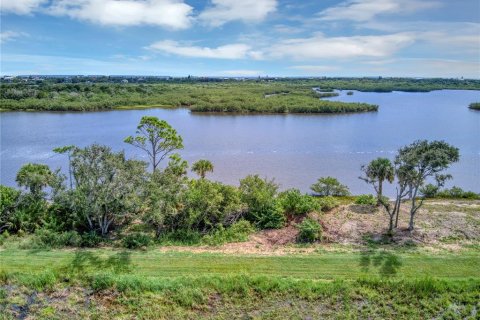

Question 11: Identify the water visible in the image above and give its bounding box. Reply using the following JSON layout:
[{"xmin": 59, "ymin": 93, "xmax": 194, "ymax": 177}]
[{"xmin": 1, "ymin": 90, "xmax": 479, "ymax": 195}]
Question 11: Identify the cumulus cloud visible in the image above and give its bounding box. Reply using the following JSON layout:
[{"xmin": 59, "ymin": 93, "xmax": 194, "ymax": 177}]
[
  {"xmin": 269, "ymin": 33, "xmax": 415, "ymax": 60},
  {"xmin": 148, "ymin": 40, "xmax": 258, "ymax": 59},
  {"xmin": 318, "ymin": 0, "xmax": 440, "ymax": 22},
  {"xmin": 0, "ymin": 0, "xmax": 46, "ymax": 15},
  {"xmin": 48, "ymin": 0, "xmax": 193, "ymax": 29},
  {"xmin": 199, "ymin": 0, "xmax": 277, "ymax": 27},
  {"xmin": 0, "ymin": 31, "xmax": 29, "ymax": 44}
]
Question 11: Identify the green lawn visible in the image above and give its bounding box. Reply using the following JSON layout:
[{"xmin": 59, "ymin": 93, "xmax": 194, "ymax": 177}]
[{"xmin": 1, "ymin": 249, "xmax": 479, "ymax": 280}]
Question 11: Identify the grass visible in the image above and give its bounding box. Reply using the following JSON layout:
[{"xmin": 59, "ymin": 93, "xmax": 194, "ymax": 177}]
[
  {"xmin": 1, "ymin": 249, "xmax": 479, "ymax": 318},
  {"xmin": 1, "ymin": 249, "xmax": 479, "ymax": 280}
]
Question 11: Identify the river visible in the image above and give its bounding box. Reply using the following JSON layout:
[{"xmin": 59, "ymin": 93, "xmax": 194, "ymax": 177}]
[{"xmin": 1, "ymin": 89, "xmax": 479, "ymax": 195}]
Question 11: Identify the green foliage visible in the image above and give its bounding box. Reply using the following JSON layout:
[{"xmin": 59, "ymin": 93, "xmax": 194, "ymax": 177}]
[
  {"xmin": 191, "ymin": 159, "xmax": 214, "ymax": 179},
  {"xmin": 278, "ymin": 189, "xmax": 320, "ymax": 215},
  {"xmin": 297, "ymin": 218, "xmax": 322, "ymax": 243},
  {"xmin": 202, "ymin": 220, "xmax": 255, "ymax": 246},
  {"xmin": 124, "ymin": 116, "xmax": 183, "ymax": 171},
  {"xmin": 239, "ymin": 175, "xmax": 285, "ymax": 229},
  {"xmin": 0, "ymin": 185, "xmax": 20, "ymax": 233},
  {"xmin": 30, "ymin": 229, "xmax": 81, "ymax": 248},
  {"xmin": 63, "ymin": 144, "xmax": 147, "ymax": 235},
  {"xmin": 311, "ymin": 177, "xmax": 350, "ymax": 196},
  {"xmin": 360, "ymin": 157, "xmax": 394, "ymax": 201},
  {"xmin": 420, "ymin": 184, "xmax": 440, "ymax": 198},
  {"xmin": 157, "ymin": 230, "xmax": 203, "ymax": 245},
  {"xmin": 316, "ymin": 196, "xmax": 340, "ymax": 211},
  {"xmin": 122, "ymin": 232, "xmax": 153, "ymax": 249},
  {"xmin": 355, "ymin": 194, "xmax": 377, "ymax": 205},
  {"xmin": 80, "ymin": 232, "xmax": 104, "ymax": 247},
  {"xmin": 436, "ymin": 186, "xmax": 480, "ymax": 199},
  {"xmin": 468, "ymin": 102, "xmax": 480, "ymax": 110},
  {"xmin": 15, "ymin": 163, "xmax": 54, "ymax": 197}
]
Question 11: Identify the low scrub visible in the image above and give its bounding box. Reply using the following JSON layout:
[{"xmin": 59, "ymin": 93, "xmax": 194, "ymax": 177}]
[
  {"xmin": 317, "ymin": 196, "xmax": 340, "ymax": 211},
  {"xmin": 355, "ymin": 194, "xmax": 377, "ymax": 205},
  {"xmin": 297, "ymin": 218, "xmax": 322, "ymax": 243},
  {"xmin": 202, "ymin": 220, "xmax": 255, "ymax": 246}
]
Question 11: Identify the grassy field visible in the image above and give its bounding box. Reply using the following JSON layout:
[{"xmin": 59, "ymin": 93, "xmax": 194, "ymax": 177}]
[
  {"xmin": 1, "ymin": 249, "xmax": 479, "ymax": 280},
  {"xmin": 1, "ymin": 249, "xmax": 480, "ymax": 319}
]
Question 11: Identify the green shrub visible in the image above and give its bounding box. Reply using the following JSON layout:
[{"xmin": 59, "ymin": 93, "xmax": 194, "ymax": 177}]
[
  {"xmin": 310, "ymin": 177, "xmax": 350, "ymax": 196},
  {"xmin": 278, "ymin": 189, "xmax": 320, "ymax": 215},
  {"xmin": 436, "ymin": 186, "xmax": 480, "ymax": 199},
  {"xmin": 122, "ymin": 232, "xmax": 153, "ymax": 249},
  {"xmin": 297, "ymin": 218, "xmax": 322, "ymax": 243},
  {"xmin": 30, "ymin": 229, "xmax": 81, "ymax": 248},
  {"xmin": 203, "ymin": 220, "xmax": 255, "ymax": 246},
  {"xmin": 420, "ymin": 184, "xmax": 439, "ymax": 198},
  {"xmin": 158, "ymin": 230, "xmax": 203, "ymax": 245},
  {"xmin": 317, "ymin": 196, "xmax": 340, "ymax": 212},
  {"xmin": 80, "ymin": 232, "xmax": 104, "ymax": 247},
  {"xmin": 355, "ymin": 194, "xmax": 377, "ymax": 205}
]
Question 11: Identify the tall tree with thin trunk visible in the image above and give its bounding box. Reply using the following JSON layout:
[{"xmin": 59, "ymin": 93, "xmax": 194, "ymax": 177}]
[
  {"xmin": 53, "ymin": 145, "xmax": 76, "ymax": 189},
  {"xmin": 360, "ymin": 157, "xmax": 395, "ymax": 204},
  {"xmin": 395, "ymin": 140, "xmax": 459, "ymax": 231},
  {"xmin": 124, "ymin": 116, "xmax": 183, "ymax": 172},
  {"xmin": 192, "ymin": 159, "xmax": 214, "ymax": 179}
]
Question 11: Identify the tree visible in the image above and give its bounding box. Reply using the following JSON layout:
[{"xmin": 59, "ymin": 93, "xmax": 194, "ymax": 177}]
[
  {"xmin": 360, "ymin": 158, "xmax": 395, "ymax": 204},
  {"xmin": 239, "ymin": 175, "xmax": 284, "ymax": 229},
  {"xmin": 124, "ymin": 116, "xmax": 183, "ymax": 171},
  {"xmin": 16, "ymin": 163, "xmax": 54, "ymax": 197},
  {"xmin": 0, "ymin": 185, "xmax": 20, "ymax": 233},
  {"xmin": 395, "ymin": 140, "xmax": 459, "ymax": 231},
  {"xmin": 192, "ymin": 159, "xmax": 214, "ymax": 179},
  {"xmin": 53, "ymin": 145, "xmax": 76, "ymax": 189},
  {"xmin": 68, "ymin": 144, "xmax": 147, "ymax": 236},
  {"xmin": 143, "ymin": 155, "xmax": 188, "ymax": 237},
  {"xmin": 310, "ymin": 177, "xmax": 350, "ymax": 196}
]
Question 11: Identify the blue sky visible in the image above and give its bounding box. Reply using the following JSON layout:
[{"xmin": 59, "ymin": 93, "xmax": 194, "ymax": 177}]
[{"xmin": 1, "ymin": 0, "xmax": 479, "ymax": 77}]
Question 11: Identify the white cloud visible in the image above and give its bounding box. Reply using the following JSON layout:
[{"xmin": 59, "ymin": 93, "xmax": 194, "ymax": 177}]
[
  {"xmin": 269, "ymin": 33, "xmax": 415, "ymax": 60},
  {"xmin": 199, "ymin": 0, "xmax": 277, "ymax": 27},
  {"xmin": 318, "ymin": 0, "xmax": 440, "ymax": 22},
  {"xmin": 0, "ymin": 31, "xmax": 29, "ymax": 44},
  {"xmin": 48, "ymin": 0, "xmax": 193, "ymax": 29},
  {"xmin": 0, "ymin": 0, "xmax": 46, "ymax": 15},
  {"xmin": 148, "ymin": 40, "xmax": 257, "ymax": 59}
]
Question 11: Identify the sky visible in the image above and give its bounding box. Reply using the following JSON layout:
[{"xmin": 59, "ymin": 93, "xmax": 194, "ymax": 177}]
[{"xmin": 0, "ymin": 0, "xmax": 479, "ymax": 78}]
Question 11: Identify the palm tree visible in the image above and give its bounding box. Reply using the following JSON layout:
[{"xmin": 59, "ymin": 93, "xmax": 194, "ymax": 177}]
[
  {"xmin": 360, "ymin": 158, "xmax": 395, "ymax": 203},
  {"xmin": 16, "ymin": 163, "xmax": 54, "ymax": 197},
  {"xmin": 191, "ymin": 160, "xmax": 214, "ymax": 179}
]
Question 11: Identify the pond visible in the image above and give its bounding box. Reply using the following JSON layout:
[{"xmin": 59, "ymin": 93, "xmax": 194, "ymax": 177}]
[{"xmin": 1, "ymin": 89, "xmax": 479, "ymax": 195}]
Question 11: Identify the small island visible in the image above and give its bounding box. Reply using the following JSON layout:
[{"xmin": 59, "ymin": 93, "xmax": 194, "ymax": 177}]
[{"xmin": 469, "ymin": 102, "xmax": 480, "ymax": 110}]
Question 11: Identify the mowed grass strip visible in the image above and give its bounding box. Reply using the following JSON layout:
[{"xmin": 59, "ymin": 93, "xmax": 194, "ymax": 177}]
[{"xmin": 1, "ymin": 249, "xmax": 479, "ymax": 279}]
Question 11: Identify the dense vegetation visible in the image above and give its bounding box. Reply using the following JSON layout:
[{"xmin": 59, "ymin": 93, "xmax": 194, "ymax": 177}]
[
  {"xmin": 469, "ymin": 102, "xmax": 480, "ymax": 110},
  {"xmin": 0, "ymin": 81, "xmax": 378, "ymax": 113}
]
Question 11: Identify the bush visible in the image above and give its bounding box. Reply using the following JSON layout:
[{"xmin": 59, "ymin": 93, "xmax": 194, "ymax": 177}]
[
  {"xmin": 239, "ymin": 175, "xmax": 285, "ymax": 229},
  {"xmin": 31, "ymin": 229, "xmax": 81, "ymax": 248},
  {"xmin": 122, "ymin": 232, "xmax": 153, "ymax": 249},
  {"xmin": 420, "ymin": 184, "xmax": 439, "ymax": 198},
  {"xmin": 80, "ymin": 232, "xmax": 104, "ymax": 247},
  {"xmin": 355, "ymin": 194, "xmax": 377, "ymax": 205},
  {"xmin": 203, "ymin": 220, "xmax": 255, "ymax": 246},
  {"xmin": 310, "ymin": 177, "xmax": 350, "ymax": 196},
  {"xmin": 317, "ymin": 196, "xmax": 340, "ymax": 211},
  {"xmin": 297, "ymin": 218, "xmax": 322, "ymax": 243},
  {"xmin": 436, "ymin": 186, "xmax": 480, "ymax": 199},
  {"xmin": 158, "ymin": 229, "xmax": 203, "ymax": 245},
  {"xmin": 278, "ymin": 189, "xmax": 320, "ymax": 216}
]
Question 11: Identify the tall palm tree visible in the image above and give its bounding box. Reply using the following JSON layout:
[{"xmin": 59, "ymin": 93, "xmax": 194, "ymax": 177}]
[
  {"xmin": 360, "ymin": 158, "xmax": 395, "ymax": 203},
  {"xmin": 192, "ymin": 160, "xmax": 214, "ymax": 179}
]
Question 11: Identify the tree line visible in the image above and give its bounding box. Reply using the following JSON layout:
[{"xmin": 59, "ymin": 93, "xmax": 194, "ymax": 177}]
[{"xmin": 0, "ymin": 116, "xmax": 476, "ymax": 248}]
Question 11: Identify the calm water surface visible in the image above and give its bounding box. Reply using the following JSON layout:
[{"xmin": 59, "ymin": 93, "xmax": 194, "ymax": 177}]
[{"xmin": 1, "ymin": 90, "xmax": 479, "ymax": 195}]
